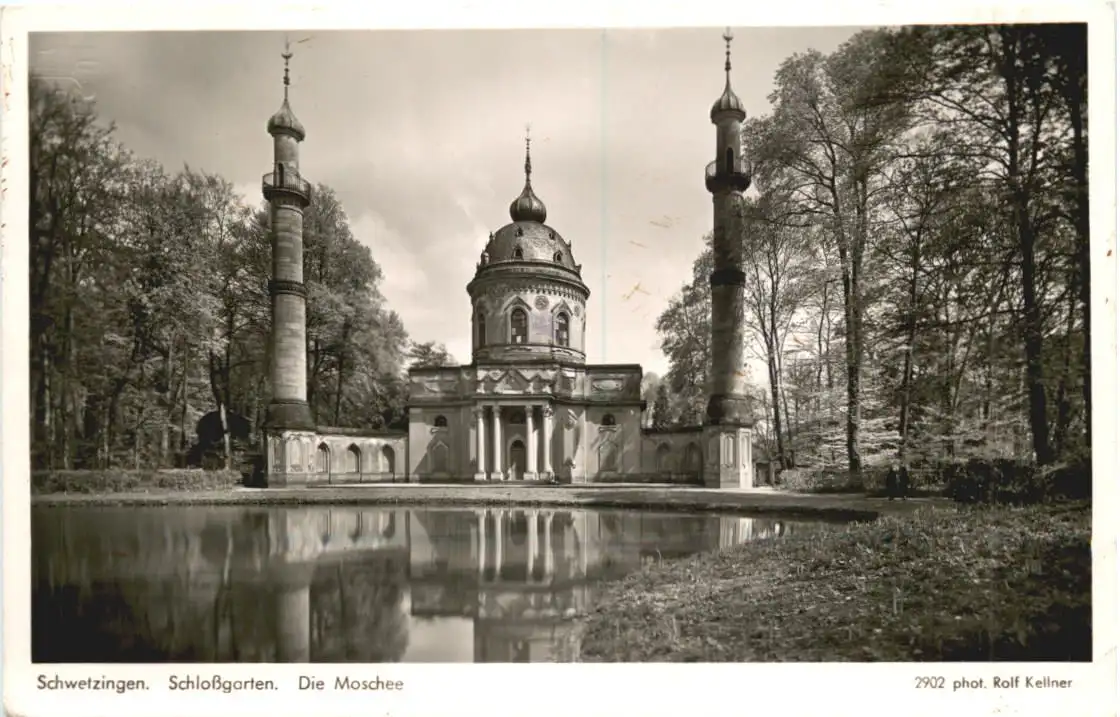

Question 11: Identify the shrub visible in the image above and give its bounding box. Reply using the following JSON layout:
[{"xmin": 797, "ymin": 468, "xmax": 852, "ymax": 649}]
[
  {"xmin": 944, "ymin": 458, "xmax": 1059, "ymax": 505},
  {"xmin": 778, "ymin": 468, "xmax": 865, "ymax": 494},
  {"xmin": 31, "ymin": 469, "xmax": 244, "ymax": 495}
]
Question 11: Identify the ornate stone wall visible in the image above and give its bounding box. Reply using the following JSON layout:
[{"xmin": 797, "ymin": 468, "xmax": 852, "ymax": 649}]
[
  {"xmin": 407, "ymin": 406, "xmax": 474, "ymax": 482},
  {"xmin": 407, "ymin": 363, "xmax": 643, "ymax": 404},
  {"xmin": 638, "ymin": 429, "xmax": 705, "ymax": 485},
  {"xmin": 471, "ymin": 281, "xmax": 588, "ymax": 363},
  {"xmin": 311, "ymin": 432, "xmax": 407, "ymax": 484}
]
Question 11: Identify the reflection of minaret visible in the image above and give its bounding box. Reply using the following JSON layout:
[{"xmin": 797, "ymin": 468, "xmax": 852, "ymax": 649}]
[
  {"xmin": 263, "ymin": 39, "xmax": 316, "ymax": 486},
  {"xmin": 272, "ymin": 563, "xmax": 314, "ymax": 662},
  {"xmin": 703, "ymin": 28, "xmax": 755, "ymax": 490}
]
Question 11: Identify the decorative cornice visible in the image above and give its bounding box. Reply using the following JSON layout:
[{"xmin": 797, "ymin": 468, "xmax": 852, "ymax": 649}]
[
  {"xmin": 269, "ymin": 279, "xmax": 308, "ymax": 298},
  {"xmin": 468, "ymin": 269, "xmax": 590, "ymax": 301},
  {"xmin": 317, "ymin": 426, "xmax": 408, "ymax": 438},
  {"xmin": 709, "ymin": 268, "xmax": 746, "ymax": 287}
]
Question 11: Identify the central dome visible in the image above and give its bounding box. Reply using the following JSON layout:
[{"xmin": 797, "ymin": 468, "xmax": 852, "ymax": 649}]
[
  {"xmin": 509, "ymin": 181, "xmax": 547, "ymax": 223},
  {"xmin": 484, "ymin": 221, "xmax": 577, "ymax": 270},
  {"xmin": 474, "ymin": 135, "xmax": 583, "ymax": 277}
]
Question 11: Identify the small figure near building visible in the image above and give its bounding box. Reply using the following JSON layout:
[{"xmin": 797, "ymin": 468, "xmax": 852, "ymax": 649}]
[{"xmin": 886, "ymin": 461, "xmax": 911, "ymax": 501}]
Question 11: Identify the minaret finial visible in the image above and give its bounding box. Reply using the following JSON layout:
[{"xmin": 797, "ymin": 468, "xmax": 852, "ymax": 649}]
[
  {"xmin": 282, "ymin": 36, "xmax": 293, "ymax": 100},
  {"xmin": 723, "ymin": 27, "xmax": 733, "ymax": 80},
  {"xmin": 524, "ymin": 123, "xmax": 533, "ymax": 184}
]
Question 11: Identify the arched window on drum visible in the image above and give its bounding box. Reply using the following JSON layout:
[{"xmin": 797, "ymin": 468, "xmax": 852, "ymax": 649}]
[
  {"xmin": 510, "ymin": 308, "xmax": 528, "ymax": 344},
  {"xmin": 555, "ymin": 312, "xmax": 570, "ymax": 347}
]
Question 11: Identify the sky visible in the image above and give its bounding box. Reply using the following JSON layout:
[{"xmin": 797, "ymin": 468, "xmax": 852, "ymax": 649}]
[{"xmin": 29, "ymin": 27, "xmax": 859, "ymax": 381}]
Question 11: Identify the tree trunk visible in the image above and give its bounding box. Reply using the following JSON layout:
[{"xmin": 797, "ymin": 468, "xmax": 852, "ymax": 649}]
[
  {"xmin": 209, "ymin": 349, "xmax": 232, "ymax": 471},
  {"xmin": 161, "ymin": 336, "xmax": 176, "ymax": 467},
  {"xmin": 334, "ymin": 354, "xmax": 345, "ymax": 426},
  {"xmin": 1017, "ymin": 198, "xmax": 1053, "ymax": 465},
  {"xmin": 180, "ymin": 346, "xmax": 191, "ymax": 455},
  {"xmin": 1054, "ymin": 264, "xmax": 1080, "ymax": 457},
  {"xmin": 1066, "ymin": 61, "xmax": 1090, "ymax": 451},
  {"xmin": 840, "ymin": 263, "xmax": 862, "ymax": 476},
  {"xmin": 766, "ymin": 343, "xmax": 786, "ymax": 470}
]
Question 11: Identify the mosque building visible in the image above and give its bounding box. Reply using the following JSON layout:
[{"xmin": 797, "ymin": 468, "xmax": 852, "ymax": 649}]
[{"xmin": 260, "ymin": 31, "xmax": 756, "ymax": 489}]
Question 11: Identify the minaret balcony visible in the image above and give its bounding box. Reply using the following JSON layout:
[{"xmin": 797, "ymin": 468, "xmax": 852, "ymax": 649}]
[
  {"xmin": 262, "ymin": 170, "xmax": 312, "ymax": 204},
  {"xmin": 705, "ymin": 158, "xmax": 752, "ymax": 193}
]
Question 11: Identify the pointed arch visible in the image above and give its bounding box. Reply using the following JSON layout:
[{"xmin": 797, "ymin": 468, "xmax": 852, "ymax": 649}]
[
  {"xmin": 344, "ymin": 444, "xmax": 361, "ymax": 474},
  {"xmin": 684, "ymin": 442, "xmax": 702, "ymax": 481},
  {"xmin": 598, "ymin": 435, "xmax": 620, "ymax": 473},
  {"xmin": 554, "ymin": 311, "xmax": 570, "ymax": 347},
  {"xmin": 656, "ymin": 443, "xmax": 672, "ymax": 474},
  {"xmin": 381, "ymin": 444, "xmax": 396, "ymax": 475},
  {"xmin": 316, "ymin": 442, "xmax": 331, "ymax": 475},
  {"xmin": 431, "ymin": 440, "xmax": 450, "ymax": 474},
  {"xmin": 510, "ymin": 307, "xmax": 528, "ymax": 344}
]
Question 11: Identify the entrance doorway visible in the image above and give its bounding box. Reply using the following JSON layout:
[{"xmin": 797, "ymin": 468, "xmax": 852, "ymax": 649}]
[{"xmin": 509, "ymin": 439, "xmax": 527, "ymax": 481}]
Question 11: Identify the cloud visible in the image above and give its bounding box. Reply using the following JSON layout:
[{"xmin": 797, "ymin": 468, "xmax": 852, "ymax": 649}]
[{"xmin": 30, "ymin": 27, "xmax": 858, "ymax": 382}]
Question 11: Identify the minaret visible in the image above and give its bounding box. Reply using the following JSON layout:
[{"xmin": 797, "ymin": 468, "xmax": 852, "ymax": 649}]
[
  {"xmin": 262, "ymin": 41, "xmax": 316, "ymax": 486},
  {"xmin": 703, "ymin": 29, "xmax": 754, "ymax": 489}
]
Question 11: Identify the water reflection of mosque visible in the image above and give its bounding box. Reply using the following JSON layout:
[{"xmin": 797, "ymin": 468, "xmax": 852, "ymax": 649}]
[{"xmin": 32, "ymin": 507, "xmax": 793, "ymax": 663}]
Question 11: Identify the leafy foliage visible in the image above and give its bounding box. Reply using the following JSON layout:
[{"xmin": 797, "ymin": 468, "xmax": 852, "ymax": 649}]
[
  {"xmin": 656, "ymin": 25, "xmax": 1090, "ymax": 485},
  {"xmin": 29, "ymin": 77, "xmax": 416, "ymax": 471}
]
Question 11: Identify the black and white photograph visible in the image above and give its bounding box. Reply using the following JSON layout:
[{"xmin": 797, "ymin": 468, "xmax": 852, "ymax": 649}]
[{"xmin": 4, "ymin": 5, "xmax": 1114, "ymax": 713}]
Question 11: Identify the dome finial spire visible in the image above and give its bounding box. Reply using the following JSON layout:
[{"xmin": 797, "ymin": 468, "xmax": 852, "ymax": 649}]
[
  {"xmin": 524, "ymin": 123, "xmax": 533, "ymax": 184},
  {"xmin": 509, "ymin": 128, "xmax": 547, "ymax": 223}
]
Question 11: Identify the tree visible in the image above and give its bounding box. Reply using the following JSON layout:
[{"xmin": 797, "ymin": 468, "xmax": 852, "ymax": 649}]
[
  {"xmin": 738, "ymin": 185, "xmax": 813, "ymax": 468},
  {"xmin": 27, "ymin": 77, "xmax": 419, "ymax": 469},
  {"xmin": 656, "ymin": 245, "xmax": 713, "ymax": 424},
  {"xmin": 751, "ymin": 30, "xmax": 915, "ymax": 476},
  {"xmin": 651, "ymin": 384, "xmax": 673, "ymax": 429},
  {"xmin": 408, "ymin": 341, "xmax": 457, "ymax": 369}
]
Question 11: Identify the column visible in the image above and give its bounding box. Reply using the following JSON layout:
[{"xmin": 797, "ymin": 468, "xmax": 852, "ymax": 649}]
[
  {"xmin": 491, "ymin": 405, "xmax": 503, "ymax": 481},
  {"xmin": 528, "ymin": 510, "xmax": 539, "ymax": 581},
  {"xmin": 544, "ymin": 511, "xmax": 554, "ymax": 580},
  {"xmin": 475, "ymin": 407, "xmax": 487, "ymax": 481},
  {"xmin": 526, "ymin": 404, "xmax": 538, "ymax": 480},
  {"xmin": 542, "ymin": 405, "xmax": 554, "ymax": 478},
  {"xmin": 477, "ymin": 509, "xmax": 487, "ymax": 575}
]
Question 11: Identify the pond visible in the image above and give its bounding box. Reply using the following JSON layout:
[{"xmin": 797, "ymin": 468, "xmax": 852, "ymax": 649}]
[{"xmin": 32, "ymin": 505, "xmax": 840, "ymax": 663}]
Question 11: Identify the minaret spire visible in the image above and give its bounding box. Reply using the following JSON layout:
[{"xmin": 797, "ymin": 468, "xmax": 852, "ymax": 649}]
[
  {"xmin": 723, "ymin": 27, "xmax": 733, "ymax": 82},
  {"xmin": 282, "ymin": 36, "xmax": 292, "ymax": 101}
]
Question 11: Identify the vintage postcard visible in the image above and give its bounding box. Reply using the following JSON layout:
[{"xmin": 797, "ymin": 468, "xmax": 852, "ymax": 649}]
[{"xmin": 1, "ymin": 1, "xmax": 1116, "ymax": 716}]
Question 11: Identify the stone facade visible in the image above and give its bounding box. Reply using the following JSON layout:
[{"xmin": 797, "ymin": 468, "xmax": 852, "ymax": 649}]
[{"xmin": 261, "ymin": 35, "xmax": 757, "ymax": 489}]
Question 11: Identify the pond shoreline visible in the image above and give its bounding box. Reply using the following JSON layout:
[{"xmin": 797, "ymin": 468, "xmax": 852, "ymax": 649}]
[{"xmin": 28, "ymin": 484, "xmax": 928, "ymax": 521}]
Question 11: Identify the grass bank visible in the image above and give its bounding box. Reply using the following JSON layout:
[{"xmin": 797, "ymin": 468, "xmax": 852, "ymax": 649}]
[
  {"xmin": 578, "ymin": 502, "xmax": 1090, "ymax": 661},
  {"xmin": 32, "ymin": 469, "xmax": 243, "ymax": 495}
]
